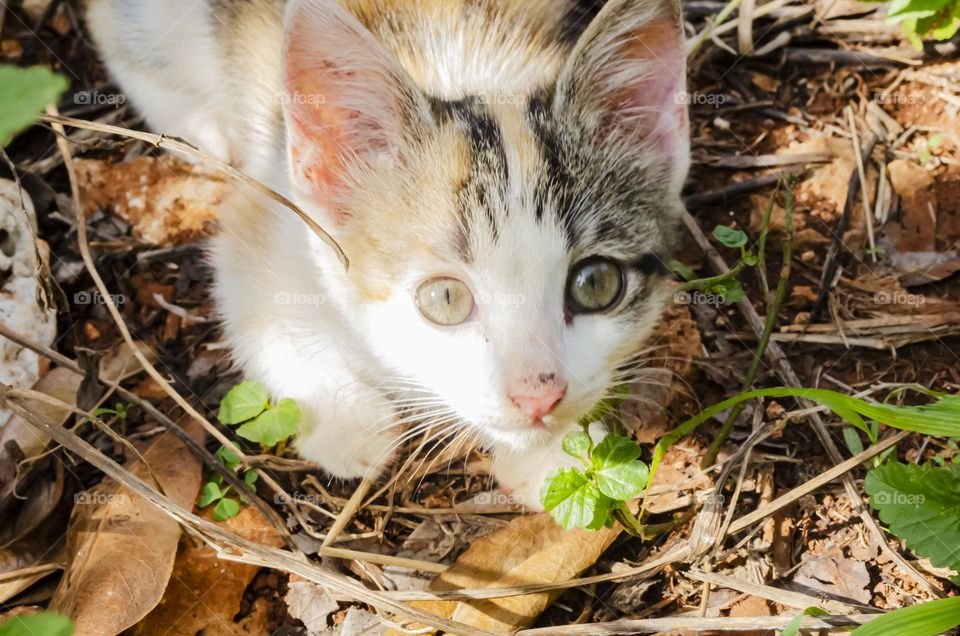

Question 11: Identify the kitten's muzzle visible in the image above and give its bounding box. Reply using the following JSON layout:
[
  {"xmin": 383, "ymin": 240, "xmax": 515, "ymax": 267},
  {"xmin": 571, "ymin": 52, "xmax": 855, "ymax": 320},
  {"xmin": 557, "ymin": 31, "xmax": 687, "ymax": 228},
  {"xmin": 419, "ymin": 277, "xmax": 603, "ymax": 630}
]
[{"xmin": 509, "ymin": 383, "xmax": 566, "ymax": 424}]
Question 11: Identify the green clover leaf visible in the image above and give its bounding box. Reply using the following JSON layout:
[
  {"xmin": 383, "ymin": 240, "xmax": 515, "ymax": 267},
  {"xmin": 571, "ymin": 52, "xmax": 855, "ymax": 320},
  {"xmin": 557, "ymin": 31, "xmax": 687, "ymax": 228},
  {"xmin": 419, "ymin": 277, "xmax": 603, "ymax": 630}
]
[
  {"xmin": 236, "ymin": 398, "xmax": 301, "ymax": 447},
  {"xmin": 218, "ymin": 380, "xmax": 270, "ymax": 425}
]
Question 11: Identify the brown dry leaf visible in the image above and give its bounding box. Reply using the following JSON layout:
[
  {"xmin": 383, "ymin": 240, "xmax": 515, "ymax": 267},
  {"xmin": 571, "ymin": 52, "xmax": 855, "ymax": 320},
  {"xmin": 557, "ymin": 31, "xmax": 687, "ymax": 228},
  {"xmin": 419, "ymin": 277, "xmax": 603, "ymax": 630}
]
[
  {"xmin": 880, "ymin": 160, "xmax": 960, "ymax": 285},
  {"xmin": 1, "ymin": 342, "xmax": 152, "ymax": 460},
  {"xmin": 791, "ymin": 543, "xmax": 871, "ymax": 605},
  {"xmin": 783, "ymin": 137, "xmax": 856, "ymax": 223},
  {"xmin": 285, "ymin": 575, "xmax": 340, "ymax": 635},
  {"xmin": 49, "ymin": 422, "xmax": 204, "ymax": 635},
  {"xmin": 76, "ymin": 156, "xmax": 225, "ymax": 245},
  {"xmin": 0, "ymin": 368, "xmax": 81, "ymax": 460},
  {"xmin": 884, "ymin": 159, "xmax": 936, "ymax": 252},
  {"xmin": 132, "ymin": 506, "xmax": 283, "ymax": 636},
  {"xmin": 386, "ymin": 513, "xmax": 620, "ymax": 634}
]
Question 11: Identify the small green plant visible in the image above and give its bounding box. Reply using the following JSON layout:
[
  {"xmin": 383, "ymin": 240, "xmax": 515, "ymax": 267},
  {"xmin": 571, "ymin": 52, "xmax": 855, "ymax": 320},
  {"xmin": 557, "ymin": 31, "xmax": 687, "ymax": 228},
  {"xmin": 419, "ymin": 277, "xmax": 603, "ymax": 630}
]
[
  {"xmin": 0, "ymin": 612, "xmax": 73, "ymax": 636},
  {"xmin": 0, "ymin": 65, "xmax": 68, "ymax": 147},
  {"xmin": 540, "ymin": 431, "xmax": 650, "ymax": 534},
  {"xmin": 197, "ymin": 381, "xmax": 299, "ymax": 521},
  {"xmin": 198, "ymin": 446, "xmax": 259, "ymax": 521},
  {"xmin": 863, "ymin": 0, "xmax": 960, "ymax": 49},
  {"xmin": 93, "ymin": 402, "xmax": 131, "ymax": 435},
  {"xmin": 541, "ymin": 386, "xmax": 960, "ymax": 535},
  {"xmin": 217, "ymin": 380, "xmax": 301, "ymax": 447},
  {"xmin": 865, "ymin": 458, "xmax": 960, "ymax": 576},
  {"xmin": 919, "ymin": 133, "xmax": 943, "ymax": 164},
  {"xmin": 673, "ymin": 223, "xmax": 762, "ymax": 305}
]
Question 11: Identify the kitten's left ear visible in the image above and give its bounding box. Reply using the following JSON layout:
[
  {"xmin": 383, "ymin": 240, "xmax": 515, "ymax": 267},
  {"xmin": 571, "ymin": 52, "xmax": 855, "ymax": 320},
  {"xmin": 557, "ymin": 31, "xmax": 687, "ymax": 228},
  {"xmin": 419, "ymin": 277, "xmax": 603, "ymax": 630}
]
[
  {"xmin": 282, "ymin": 0, "xmax": 433, "ymax": 221},
  {"xmin": 555, "ymin": 0, "xmax": 689, "ymax": 197}
]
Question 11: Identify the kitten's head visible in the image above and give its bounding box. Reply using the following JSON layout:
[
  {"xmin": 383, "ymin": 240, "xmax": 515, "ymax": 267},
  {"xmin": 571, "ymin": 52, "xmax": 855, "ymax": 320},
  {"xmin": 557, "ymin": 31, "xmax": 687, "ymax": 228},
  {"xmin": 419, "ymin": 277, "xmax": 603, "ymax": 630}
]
[{"xmin": 281, "ymin": 0, "xmax": 689, "ymax": 451}]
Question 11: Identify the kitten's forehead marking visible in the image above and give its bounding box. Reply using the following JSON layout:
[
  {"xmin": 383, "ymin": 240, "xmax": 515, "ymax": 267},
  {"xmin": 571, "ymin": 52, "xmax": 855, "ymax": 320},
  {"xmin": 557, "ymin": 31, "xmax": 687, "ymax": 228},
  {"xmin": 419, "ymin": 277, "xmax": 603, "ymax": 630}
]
[{"xmin": 434, "ymin": 94, "xmax": 578, "ymax": 266}]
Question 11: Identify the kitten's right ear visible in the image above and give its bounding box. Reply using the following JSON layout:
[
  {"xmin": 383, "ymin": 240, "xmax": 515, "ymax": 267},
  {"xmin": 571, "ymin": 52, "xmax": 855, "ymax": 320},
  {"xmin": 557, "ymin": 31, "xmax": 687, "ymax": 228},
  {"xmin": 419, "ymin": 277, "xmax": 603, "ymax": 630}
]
[
  {"xmin": 282, "ymin": 0, "xmax": 432, "ymax": 223},
  {"xmin": 555, "ymin": 0, "xmax": 689, "ymax": 197}
]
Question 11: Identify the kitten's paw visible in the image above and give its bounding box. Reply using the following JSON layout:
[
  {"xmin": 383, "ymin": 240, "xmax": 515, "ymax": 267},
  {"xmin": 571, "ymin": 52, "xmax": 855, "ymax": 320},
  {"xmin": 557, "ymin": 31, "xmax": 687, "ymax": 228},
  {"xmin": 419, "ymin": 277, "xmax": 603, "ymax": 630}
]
[
  {"xmin": 294, "ymin": 391, "xmax": 402, "ymax": 480},
  {"xmin": 493, "ymin": 423, "xmax": 608, "ymax": 512}
]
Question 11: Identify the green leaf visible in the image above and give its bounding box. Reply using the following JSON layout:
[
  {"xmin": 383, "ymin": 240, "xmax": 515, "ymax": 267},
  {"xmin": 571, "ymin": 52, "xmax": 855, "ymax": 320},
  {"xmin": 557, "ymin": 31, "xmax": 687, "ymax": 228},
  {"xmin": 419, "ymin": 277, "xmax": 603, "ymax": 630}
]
[
  {"xmin": 645, "ymin": 387, "xmax": 960, "ymax": 511},
  {"xmin": 713, "ymin": 225, "xmax": 748, "ymax": 248},
  {"xmin": 742, "ymin": 253, "xmax": 759, "ymax": 267},
  {"xmin": 584, "ymin": 494, "xmax": 615, "ymax": 530},
  {"xmin": 214, "ymin": 445, "xmax": 242, "ymax": 470},
  {"xmin": 218, "ymin": 380, "xmax": 270, "ymax": 425},
  {"xmin": 782, "ymin": 607, "xmax": 829, "ymax": 636},
  {"xmin": 236, "ymin": 398, "xmax": 300, "ymax": 447},
  {"xmin": 671, "ymin": 260, "xmax": 698, "ymax": 282},
  {"xmin": 591, "ymin": 435, "xmax": 649, "ymax": 501},
  {"xmin": 865, "ymin": 461, "xmax": 960, "ymax": 571},
  {"xmin": 592, "ymin": 434, "xmax": 643, "ymax": 469},
  {"xmin": 243, "ymin": 470, "xmax": 258, "ymax": 486},
  {"xmin": 886, "ymin": 0, "xmax": 952, "ymax": 21},
  {"xmin": 213, "ymin": 497, "xmax": 241, "ymax": 521},
  {"xmin": 541, "ymin": 468, "xmax": 602, "ymax": 530},
  {"xmin": 851, "ymin": 596, "xmax": 960, "ymax": 636},
  {"xmin": 596, "ymin": 460, "xmax": 649, "ymax": 501},
  {"xmin": 0, "ymin": 66, "xmax": 68, "ymax": 147},
  {"xmin": 716, "ymin": 279, "xmax": 746, "ymax": 304},
  {"xmin": 562, "ymin": 431, "xmax": 592, "ymax": 460},
  {"xmin": 198, "ymin": 481, "xmax": 225, "ymax": 508},
  {"xmin": 0, "ymin": 613, "xmax": 73, "ymax": 636}
]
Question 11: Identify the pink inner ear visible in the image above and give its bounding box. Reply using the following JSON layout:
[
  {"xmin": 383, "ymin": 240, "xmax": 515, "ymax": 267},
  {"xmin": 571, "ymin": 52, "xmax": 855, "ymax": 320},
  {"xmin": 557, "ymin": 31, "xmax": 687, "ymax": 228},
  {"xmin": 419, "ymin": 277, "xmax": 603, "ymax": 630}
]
[
  {"xmin": 284, "ymin": 52, "xmax": 357, "ymax": 213},
  {"xmin": 281, "ymin": 7, "xmax": 415, "ymax": 225},
  {"xmin": 613, "ymin": 19, "xmax": 687, "ymax": 151}
]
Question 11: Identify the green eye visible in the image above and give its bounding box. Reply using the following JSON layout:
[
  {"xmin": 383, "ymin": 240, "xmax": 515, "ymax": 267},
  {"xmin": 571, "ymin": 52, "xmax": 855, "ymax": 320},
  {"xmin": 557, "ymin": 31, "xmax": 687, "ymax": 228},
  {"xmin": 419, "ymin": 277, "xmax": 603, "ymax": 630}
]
[
  {"xmin": 416, "ymin": 277, "xmax": 475, "ymax": 325},
  {"xmin": 567, "ymin": 258, "xmax": 624, "ymax": 313}
]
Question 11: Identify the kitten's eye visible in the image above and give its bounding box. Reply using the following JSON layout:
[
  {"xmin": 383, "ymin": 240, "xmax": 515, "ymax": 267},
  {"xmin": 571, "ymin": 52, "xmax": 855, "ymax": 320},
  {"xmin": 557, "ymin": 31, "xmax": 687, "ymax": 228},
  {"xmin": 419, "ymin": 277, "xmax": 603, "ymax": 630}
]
[
  {"xmin": 567, "ymin": 257, "xmax": 624, "ymax": 313},
  {"xmin": 416, "ymin": 277, "xmax": 475, "ymax": 325}
]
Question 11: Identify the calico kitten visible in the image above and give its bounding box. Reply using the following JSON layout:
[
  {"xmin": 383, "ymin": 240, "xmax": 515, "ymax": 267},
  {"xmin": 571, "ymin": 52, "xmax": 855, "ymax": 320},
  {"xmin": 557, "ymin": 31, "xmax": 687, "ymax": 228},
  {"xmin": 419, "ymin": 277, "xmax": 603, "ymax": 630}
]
[{"xmin": 85, "ymin": 0, "xmax": 690, "ymax": 507}]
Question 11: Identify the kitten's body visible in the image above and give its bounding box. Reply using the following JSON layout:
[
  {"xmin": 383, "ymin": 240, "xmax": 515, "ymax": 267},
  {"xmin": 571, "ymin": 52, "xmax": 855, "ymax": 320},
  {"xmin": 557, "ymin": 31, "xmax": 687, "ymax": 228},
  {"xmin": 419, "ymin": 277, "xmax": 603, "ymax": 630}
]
[{"xmin": 86, "ymin": 0, "xmax": 689, "ymax": 506}]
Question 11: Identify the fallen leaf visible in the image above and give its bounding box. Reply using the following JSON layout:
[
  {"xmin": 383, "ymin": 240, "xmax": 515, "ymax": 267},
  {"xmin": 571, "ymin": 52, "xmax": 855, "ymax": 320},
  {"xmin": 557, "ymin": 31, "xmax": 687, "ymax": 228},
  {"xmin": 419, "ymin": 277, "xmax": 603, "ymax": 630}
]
[
  {"xmin": 132, "ymin": 506, "xmax": 283, "ymax": 636},
  {"xmin": 883, "ymin": 159, "xmax": 936, "ymax": 253},
  {"xmin": 49, "ymin": 421, "xmax": 204, "ymax": 635},
  {"xmin": 337, "ymin": 608, "xmax": 385, "ymax": 635},
  {"xmin": 791, "ymin": 543, "xmax": 871, "ymax": 605},
  {"xmin": 779, "ymin": 137, "xmax": 874, "ymax": 226},
  {"xmin": 386, "ymin": 513, "xmax": 620, "ymax": 634},
  {"xmin": 285, "ymin": 576, "xmax": 339, "ymax": 635},
  {"xmin": 1, "ymin": 342, "xmax": 152, "ymax": 461},
  {"xmin": 76, "ymin": 156, "xmax": 225, "ymax": 245}
]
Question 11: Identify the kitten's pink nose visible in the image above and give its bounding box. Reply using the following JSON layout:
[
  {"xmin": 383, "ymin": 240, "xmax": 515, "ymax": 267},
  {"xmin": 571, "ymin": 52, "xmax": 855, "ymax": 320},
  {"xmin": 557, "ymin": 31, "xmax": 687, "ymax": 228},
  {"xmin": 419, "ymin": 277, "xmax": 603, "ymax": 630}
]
[{"xmin": 510, "ymin": 384, "xmax": 566, "ymax": 421}]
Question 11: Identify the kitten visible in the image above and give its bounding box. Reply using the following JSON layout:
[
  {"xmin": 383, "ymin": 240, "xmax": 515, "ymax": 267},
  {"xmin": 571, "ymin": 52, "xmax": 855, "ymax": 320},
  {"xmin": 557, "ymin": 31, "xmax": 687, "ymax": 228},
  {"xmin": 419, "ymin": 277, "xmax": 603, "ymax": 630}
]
[{"xmin": 85, "ymin": 0, "xmax": 690, "ymax": 508}]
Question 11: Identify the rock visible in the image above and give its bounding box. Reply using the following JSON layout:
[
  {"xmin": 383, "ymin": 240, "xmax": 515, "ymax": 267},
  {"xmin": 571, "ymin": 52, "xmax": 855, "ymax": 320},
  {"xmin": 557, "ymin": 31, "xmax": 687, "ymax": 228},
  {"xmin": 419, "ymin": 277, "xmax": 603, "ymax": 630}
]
[{"xmin": 0, "ymin": 180, "xmax": 57, "ymax": 428}]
